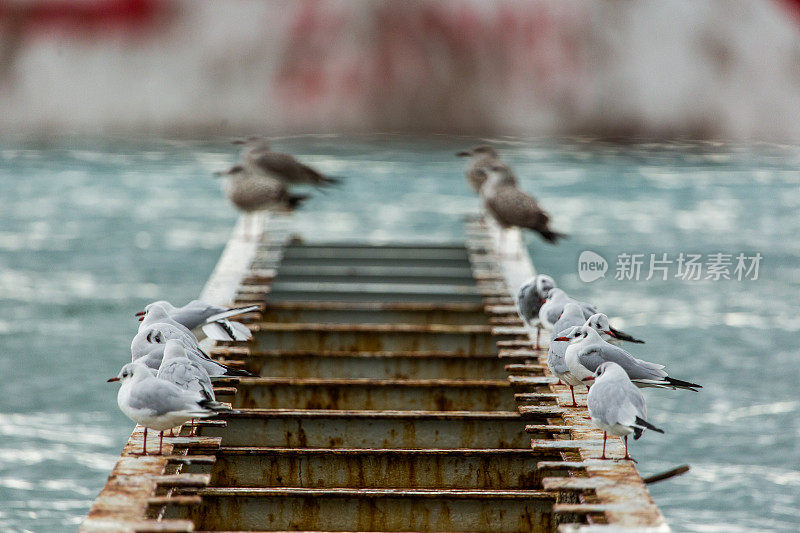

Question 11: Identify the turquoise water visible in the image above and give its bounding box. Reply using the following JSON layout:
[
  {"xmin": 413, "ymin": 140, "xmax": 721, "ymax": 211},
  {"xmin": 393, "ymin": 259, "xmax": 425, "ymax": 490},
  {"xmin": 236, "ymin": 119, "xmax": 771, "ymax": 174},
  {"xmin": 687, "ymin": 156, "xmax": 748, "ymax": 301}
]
[{"xmin": 0, "ymin": 136, "xmax": 798, "ymax": 532}]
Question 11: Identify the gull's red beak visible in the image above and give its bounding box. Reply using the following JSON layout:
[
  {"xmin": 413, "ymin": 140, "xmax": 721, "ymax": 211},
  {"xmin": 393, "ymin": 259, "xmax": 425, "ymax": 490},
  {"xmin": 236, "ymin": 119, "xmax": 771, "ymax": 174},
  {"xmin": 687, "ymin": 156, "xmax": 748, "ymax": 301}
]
[
  {"xmin": 553, "ymin": 336, "xmax": 570, "ymax": 342},
  {"xmin": 107, "ymin": 377, "xmax": 120, "ymax": 382},
  {"xmin": 604, "ymin": 330, "xmax": 615, "ymax": 337},
  {"xmin": 138, "ymin": 316, "xmax": 145, "ymax": 322},
  {"xmin": 135, "ymin": 311, "xmax": 145, "ymax": 317}
]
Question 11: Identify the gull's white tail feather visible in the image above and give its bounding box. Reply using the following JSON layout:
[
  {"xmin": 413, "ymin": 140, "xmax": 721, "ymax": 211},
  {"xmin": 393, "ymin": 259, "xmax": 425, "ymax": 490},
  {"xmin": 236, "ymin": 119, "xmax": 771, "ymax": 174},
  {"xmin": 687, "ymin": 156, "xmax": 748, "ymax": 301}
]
[
  {"xmin": 204, "ymin": 305, "xmax": 260, "ymax": 323},
  {"xmin": 202, "ymin": 320, "xmax": 252, "ymax": 342}
]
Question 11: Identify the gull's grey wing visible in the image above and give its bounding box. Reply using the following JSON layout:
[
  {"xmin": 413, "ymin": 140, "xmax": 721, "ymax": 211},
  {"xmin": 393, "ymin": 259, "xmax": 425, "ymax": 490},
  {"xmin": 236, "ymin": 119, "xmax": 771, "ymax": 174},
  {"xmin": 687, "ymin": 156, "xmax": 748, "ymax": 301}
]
[
  {"xmin": 547, "ymin": 342, "xmax": 569, "ymax": 375},
  {"xmin": 170, "ymin": 300, "xmax": 226, "ymax": 330},
  {"xmin": 576, "ymin": 347, "xmax": 607, "ymax": 373},
  {"xmin": 594, "ymin": 343, "xmax": 667, "ymax": 381},
  {"xmin": 589, "ymin": 375, "xmax": 644, "ymax": 428},
  {"xmin": 250, "ymin": 151, "xmax": 328, "ymax": 185},
  {"xmin": 158, "ymin": 359, "xmax": 215, "ymax": 399},
  {"xmin": 126, "ymin": 378, "xmax": 204, "ymax": 417}
]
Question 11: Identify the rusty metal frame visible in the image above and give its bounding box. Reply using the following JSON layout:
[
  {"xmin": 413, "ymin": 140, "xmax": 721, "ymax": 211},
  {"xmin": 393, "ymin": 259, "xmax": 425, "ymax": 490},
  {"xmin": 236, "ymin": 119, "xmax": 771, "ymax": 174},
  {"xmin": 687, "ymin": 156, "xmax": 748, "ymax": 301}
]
[{"xmin": 84, "ymin": 211, "xmax": 670, "ymax": 532}]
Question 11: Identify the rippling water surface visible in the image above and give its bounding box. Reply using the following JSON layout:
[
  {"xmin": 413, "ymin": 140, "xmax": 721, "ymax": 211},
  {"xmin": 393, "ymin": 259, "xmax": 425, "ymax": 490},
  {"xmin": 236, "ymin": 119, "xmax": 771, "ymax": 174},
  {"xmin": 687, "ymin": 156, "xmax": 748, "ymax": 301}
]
[{"xmin": 0, "ymin": 135, "xmax": 798, "ymax": 532}]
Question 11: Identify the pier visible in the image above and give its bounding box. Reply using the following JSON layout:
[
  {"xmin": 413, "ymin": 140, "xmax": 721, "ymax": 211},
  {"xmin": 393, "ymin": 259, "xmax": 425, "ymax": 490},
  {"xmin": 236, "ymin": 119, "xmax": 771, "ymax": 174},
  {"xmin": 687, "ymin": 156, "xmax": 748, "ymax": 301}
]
[{"xmin": 83, "ymin": 213, "xmax": 669, "ymax": 532}]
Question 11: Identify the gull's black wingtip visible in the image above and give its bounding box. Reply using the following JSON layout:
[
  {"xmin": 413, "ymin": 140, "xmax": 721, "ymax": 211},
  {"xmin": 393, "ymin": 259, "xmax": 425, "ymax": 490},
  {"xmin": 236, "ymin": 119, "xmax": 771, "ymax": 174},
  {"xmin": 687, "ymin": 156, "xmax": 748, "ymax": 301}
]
[
  {"xmin": 665, "ymin": 376, "xmax": 702, "ymax": 391},
  {"xmin": 223, "ymin": 366, "xmax": 256, "ymax": 377},
  {"xmin": 634, "ymin": 416, "xmax": 665, "ymax": 438},
  {"xmin": 610, "ymin": 326, "xmax": 645, "ymax": 344}
]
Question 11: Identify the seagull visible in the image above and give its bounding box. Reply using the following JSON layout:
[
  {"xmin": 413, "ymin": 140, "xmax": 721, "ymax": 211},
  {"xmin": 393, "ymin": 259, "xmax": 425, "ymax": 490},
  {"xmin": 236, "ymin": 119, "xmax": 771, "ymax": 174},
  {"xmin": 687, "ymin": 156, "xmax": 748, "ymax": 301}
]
[
  {"xmin": 233, "ymin": 136, "xmax": 340, "ymax": 187},
  {"xmin": 216, "ymin": 165, "xmax": 309, "ymax": 212},
  {"xmin": 548, "ymin": 305, "xmax": 635, "ymax": 406},
  {"xmin": 587, "ymin": 361, "xmax": 664, "ymax": 460},
  {"xmin": 456, "ymin": 145, "xmax": 517, "ymax": 193},
  {"xmin": 547, "ymin": 325, "xmax": 584, "ymax": 407},
  {"xmin": 480, "ymin": 164, "xmax": 566, "ymax": 244},
  {"xmin": 132, "ymin": 326, "xmax": 254, "ymax": 378},
  {"xmin": 515, "ymin": 274, "xmax": 556, "ymax": 349},
  {"xmin": 136, "ymin": 300, "xmax": 259, "ymax": 342},
  {"xmin": 557, "ymin": 326, "xmax": 700, "ymax": 391},
  {"xmin": 107, "ymin": 361, "xmax": 235, "ymax": 455},
  {"xmin": 539, "ymin": 289, "xmax": 644, "ymax": 344}
]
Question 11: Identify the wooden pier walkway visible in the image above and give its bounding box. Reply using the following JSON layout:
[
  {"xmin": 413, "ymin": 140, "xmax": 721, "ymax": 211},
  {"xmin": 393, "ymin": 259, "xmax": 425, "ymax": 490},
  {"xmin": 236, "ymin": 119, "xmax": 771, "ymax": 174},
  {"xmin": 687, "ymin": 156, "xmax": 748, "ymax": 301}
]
[{"xmin": 82, "ymin": 213, "xmax": 669, "ymax": 532}]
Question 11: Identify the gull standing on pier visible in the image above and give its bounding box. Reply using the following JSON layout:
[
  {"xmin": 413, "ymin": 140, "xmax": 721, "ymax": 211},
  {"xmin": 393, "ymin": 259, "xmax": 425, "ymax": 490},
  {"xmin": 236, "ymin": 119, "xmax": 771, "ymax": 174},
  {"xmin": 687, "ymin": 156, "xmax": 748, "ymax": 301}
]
[
  {"xmin": 480, "ymin": 164, "xmax": 566, "ymax": 244},
  {"xmin": 558, "ymin": 326, "xmax": 700, "ymax": 391},
  {"xmin": 587, "ymin": 362, "xmax": 664, "ymax": 460},
  {"xmin": 136, "ymin": 300, "xmax": 259, "ymax": 342},
  {"xmin": 547, "ymin": 325, "xmax": 585, "ymax": 407},
  {"xmin": 234, "ymin": 136, "xmax": 340, "ymax": 187},
  {"xmin": 456, "ymin": 145, "xmax": 517, "ymax": 192},
  {"xmin": 108, "ymin": 362, "xmax": 235, "ymax": 455},
  {"xmin": 516, "ymin": 274, "xmax": 556, "ymax": 349}
]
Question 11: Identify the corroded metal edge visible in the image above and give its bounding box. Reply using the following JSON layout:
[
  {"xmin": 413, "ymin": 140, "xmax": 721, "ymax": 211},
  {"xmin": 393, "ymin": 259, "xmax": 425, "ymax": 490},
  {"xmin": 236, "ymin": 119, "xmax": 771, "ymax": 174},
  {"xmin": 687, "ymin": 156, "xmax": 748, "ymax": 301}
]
[
  {"xmin": 81, "ymin": 215, "xmax": 284, "ymax": 533},
  {"xmin": 464, "ymin": 214, "xmax": 671, "ymax": 532}
]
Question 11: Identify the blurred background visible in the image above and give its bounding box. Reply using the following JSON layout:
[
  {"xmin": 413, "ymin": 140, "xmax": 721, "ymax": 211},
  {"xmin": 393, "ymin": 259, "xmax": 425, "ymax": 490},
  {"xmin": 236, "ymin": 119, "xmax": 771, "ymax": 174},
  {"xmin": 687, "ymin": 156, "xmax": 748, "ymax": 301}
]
[
  {"xmin": 0, "ymin": 0, "xmax": 799, "ymax": 140},
  {"xmin": 1, "ymin": 1, "xmax": 800, "ymax": 532}
]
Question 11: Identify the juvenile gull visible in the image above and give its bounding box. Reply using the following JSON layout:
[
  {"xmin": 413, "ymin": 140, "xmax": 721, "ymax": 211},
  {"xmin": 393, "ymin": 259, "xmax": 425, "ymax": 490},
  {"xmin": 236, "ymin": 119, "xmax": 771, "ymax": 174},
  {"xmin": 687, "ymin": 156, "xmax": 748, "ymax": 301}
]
[
  {"xmin": 136, "ymin": 300, "xmax": 259, "ymax": 342},
  {"xmin": 234, "ymin": 136, "xmax": 340, "ymax": 186},
  {"xmin": 515, "ymin": 274, "xmax": 556, "ymax": 349},
  {"xmin": 216, "ymin": 165, "xmax": 308, "ymax": 213},
  {"xmin": 108, "ymin": 361, "xmax": 234, "ymax": 455},
  {"xmin": 557, "ymin": 326, "xmax": 700, "ymax": 391},
  {"xmin": 132, "ymin": 326, "xmax": 254, "ymax": 378},
  {"xmin": 480, "ymin": 165, "xmax": 566, "ymax": 244},
  {"xmin": 587, "ymin": 361, "xmax": 664, "ymax": 460},
  {"xmin": 456, "ymin": 145, "xmax": 517, "ymax": 192}
]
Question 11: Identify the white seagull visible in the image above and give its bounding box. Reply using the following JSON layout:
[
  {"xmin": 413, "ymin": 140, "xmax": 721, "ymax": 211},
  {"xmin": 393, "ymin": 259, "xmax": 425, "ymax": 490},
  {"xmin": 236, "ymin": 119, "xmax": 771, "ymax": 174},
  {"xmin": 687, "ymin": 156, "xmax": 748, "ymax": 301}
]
[
  {"xmin": 136, "ymin": 300, "xmax": 259, "ymax": 342},
  {"xmin": 546, "ymin": 325, "xmax": 584, "ymax": 407},
  {"xmin": 587, "ymin": 361, "xmax": 664, "ymax": 460},
  {"xmin": 557, "ymin": 326, "xmax": 700, "ymax": 391},
  {"xmin": 108, "ymin": 361, "xmax": 235, "ymax": 455}
]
